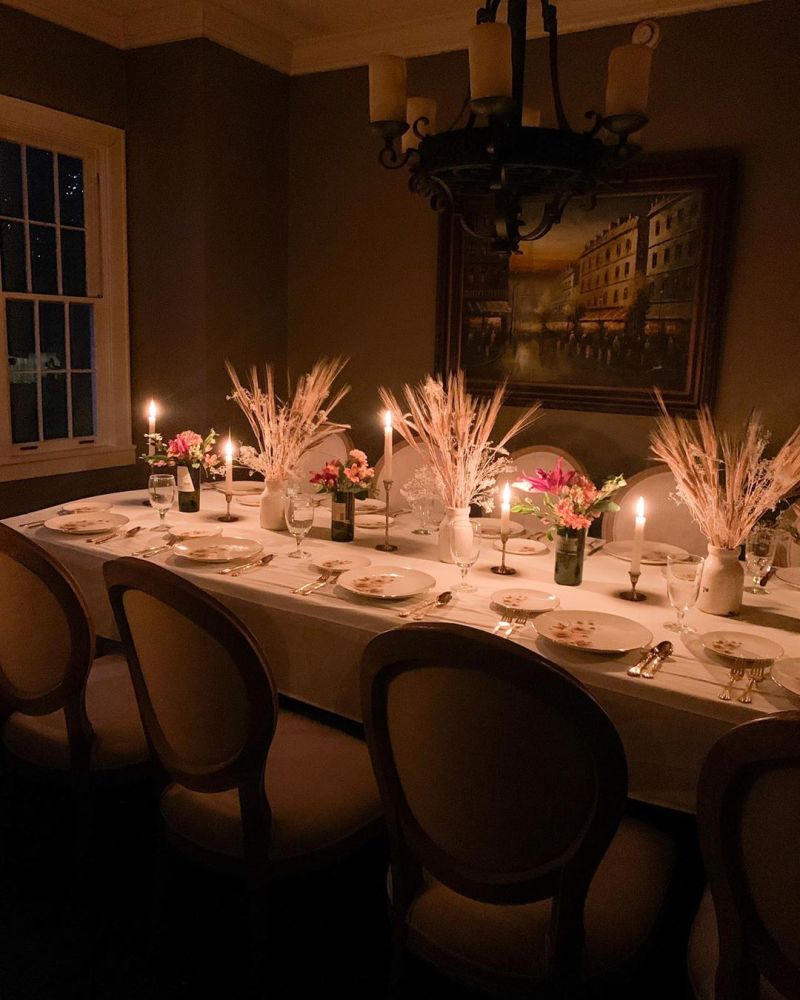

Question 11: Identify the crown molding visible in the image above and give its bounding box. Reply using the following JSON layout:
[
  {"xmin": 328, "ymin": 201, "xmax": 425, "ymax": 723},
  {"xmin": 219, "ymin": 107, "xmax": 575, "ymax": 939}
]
[{"xmin": 1, "ymin": 0, "xmax": 764, "ymax": 76}]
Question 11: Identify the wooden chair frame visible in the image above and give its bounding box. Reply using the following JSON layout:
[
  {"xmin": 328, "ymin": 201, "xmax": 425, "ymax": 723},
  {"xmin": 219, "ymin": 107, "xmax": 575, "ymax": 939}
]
[
  {"xmin": 104, "ymin": 557, "xmax": 279, "ymax": 875},
  {"xmin": 361, "ymin": 623, "xmax": 628, "ymax": 995},
  {"xmin": 697, "ymin": 712, "xmax": 800, "ymax": 1000},
  {"xmin": 0, "ymin": 523, "xmax": 95, "ymax": 772}
]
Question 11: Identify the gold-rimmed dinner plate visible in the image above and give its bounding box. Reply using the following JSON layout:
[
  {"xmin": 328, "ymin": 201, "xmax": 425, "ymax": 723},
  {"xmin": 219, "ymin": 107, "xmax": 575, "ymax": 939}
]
[
  {"xmin": 311, "ymin": 554, "xmax": 372, "ymax": 574},
  {"xmin": 490, "ymin": 588, "xmax": 559, "ymax": 614},
  {"xmin": 215, "ymin": 481, "xmax": 263, "ymax": 495},
  {"xmin": 534, "ymin": 610, "xmax": 653, "ymax": 654},
  {"xmin": 172, "ymin": 535, "xmax": 263, "ymax": 564},
  {"xmin": 337, "ymin": 565, "xmax": 436, "ymax": 601},
  {"xmin": 770, "ymin": 659, "xmax": 800, "ymax": 700},
  {"xmin": 355, "ymin": 498, "xmax": 386, "ymax": 513},
  {"xmin": 605, "ymin": 540, "xmax": 689, "ymax": 565},
  {"xmin": 45, "ymin": 512, "xmax": 129, "ymax": 535},
  {"xmin": 59, "ymin": 499, "xmax": 113, "ymax": 514},
  {"xmin": 355, "ymin": 513, "xmax": 394, "ymax": 529},
  {"xmin": 700, "ymin": 630, "xmax": 783, "ymax": 665},
  {"xmin": 472, "ymin": 518, "xmax": 524, "ymax": 539},
  {"xmin": 492, "ymin": 537, "xmax": 548, "ymax": 556},
  {"xmin": 775, "ymin": 567, "xmax": 800, "ymax": 590}
]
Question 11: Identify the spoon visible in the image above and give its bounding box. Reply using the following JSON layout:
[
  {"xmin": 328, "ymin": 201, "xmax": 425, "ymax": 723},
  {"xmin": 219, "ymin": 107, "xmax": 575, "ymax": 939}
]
[
  {"xmin": 628, "ymin": 640, "xmax": 672, "ymax": 678},
  {"xmin": 411, "ymin": 591, "xmax": 453, "ymax": 620},
  {"xmin": 640, "ymin": 640, "xmax": 674, "ymax": 679}
]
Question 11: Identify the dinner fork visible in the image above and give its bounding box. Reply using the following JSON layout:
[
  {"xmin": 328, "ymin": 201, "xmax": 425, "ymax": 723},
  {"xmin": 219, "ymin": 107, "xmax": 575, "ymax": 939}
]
[
  {"xmin": 492, "ymin": 611, "xmax": 528, "ymax": 636},
  {"xmin": 718, "ymin": 664, "xmax": 746, "ymax": 701},
  {"xmin": 737, "ymin": 662, "xmax": 768, "ymax": 704},
  {"xmin": 302, "ymin": 570, "xmax": 344, "ymax": 595},
  {"xmin": 293, "ymin": 572, "xmax": 330, "ymax": 595}
]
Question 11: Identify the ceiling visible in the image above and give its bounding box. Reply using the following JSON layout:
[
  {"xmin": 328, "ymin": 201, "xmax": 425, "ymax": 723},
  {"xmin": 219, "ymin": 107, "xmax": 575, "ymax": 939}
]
[{"xmin": 4, "ymin": 0, "xmax": 762, "ymax": 75}]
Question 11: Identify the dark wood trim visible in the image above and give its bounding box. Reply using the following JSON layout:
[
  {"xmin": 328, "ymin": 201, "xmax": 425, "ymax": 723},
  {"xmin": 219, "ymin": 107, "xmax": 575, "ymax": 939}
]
[{"xmin": 436, "ymin": 149, "xmax": 738, "ymax": 415}]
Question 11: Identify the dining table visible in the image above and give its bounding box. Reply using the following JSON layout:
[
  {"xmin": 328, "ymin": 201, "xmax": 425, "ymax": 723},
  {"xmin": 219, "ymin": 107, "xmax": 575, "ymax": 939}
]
[{"xmin": 6, "ymin": 486, "xmax": 800, "ymax": 814}]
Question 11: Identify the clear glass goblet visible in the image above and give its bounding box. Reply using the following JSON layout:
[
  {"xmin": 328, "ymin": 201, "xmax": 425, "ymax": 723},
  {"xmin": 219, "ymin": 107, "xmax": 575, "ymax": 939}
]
[
  {"xmin": 664, "ymin": 554, "xmax": 704, "ymax": 632},
  {"xmin": 410, "ymin": 496, "xmax": 435, "ymax": 535},
  {"xmin": 449, "ymin": 520, "xmax": 482, "ymax": 593},
  {"xmin": 285, "ymin": 493, "xmax": 315, "ymax": 559},
  {"xmin": 148, "ymin": 474, "xmax": 175, "ymax": 532},
  {"xmin": 745, "ymin": 527, "xmax": 777, "ymax": 594}
]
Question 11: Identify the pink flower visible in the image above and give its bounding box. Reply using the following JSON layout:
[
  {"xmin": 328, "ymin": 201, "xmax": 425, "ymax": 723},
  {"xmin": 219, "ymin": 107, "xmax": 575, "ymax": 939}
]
[
  {"xmin": 520, "ymin": 457, "xmax": 577, "ymax": 494},
  {"xmin": 554, "ymin": 498, "xmax": 593, "ymax": 531},
  {"xmin": 349, "ymin": 449, "xmax": 368, "ymax": 465},
  {"xmin": 343, "ymin": 463, "xmax": 363, "ymax": 484},
  {"xmin": 167, "ymin": 430, "xmax": 203, "ymax": 457}
]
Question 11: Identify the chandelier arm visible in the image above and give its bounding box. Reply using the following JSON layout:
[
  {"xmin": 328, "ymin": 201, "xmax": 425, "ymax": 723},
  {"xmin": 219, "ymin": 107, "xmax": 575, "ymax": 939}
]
[
  {"xmin": 540, "ymin": 0, "xmax": 572, "ymax": 132},
  {"xmin": 476, "ymin": 0, "xmax": 502, "ymax": 24},
  {"xmin": 518, "ymin": 187, "xmax": 573, "ymax": 242},
  {"xmin": 378, "ymin": 136, "xmax": 415, "ymax": 170},
  {"xmin": 445, "ymin": 90, "xmax": 472, "ymax": 132}
]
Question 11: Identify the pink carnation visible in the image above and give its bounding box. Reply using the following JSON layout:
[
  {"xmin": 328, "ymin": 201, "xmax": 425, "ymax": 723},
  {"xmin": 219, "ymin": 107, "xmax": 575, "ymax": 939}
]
[
  {"xmin": 167, "ymin": 430, "xmax": 203, "ymax": 457},
  {"xmin": 554, "ymin": 498, "xmax": 593, "ymax": 531}
]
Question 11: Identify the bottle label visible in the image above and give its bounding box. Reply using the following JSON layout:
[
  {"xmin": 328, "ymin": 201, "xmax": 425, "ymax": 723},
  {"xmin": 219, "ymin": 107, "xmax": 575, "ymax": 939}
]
[{"xmin": 177, "ymin": 467, "xmax": 194, "ymax": 492}]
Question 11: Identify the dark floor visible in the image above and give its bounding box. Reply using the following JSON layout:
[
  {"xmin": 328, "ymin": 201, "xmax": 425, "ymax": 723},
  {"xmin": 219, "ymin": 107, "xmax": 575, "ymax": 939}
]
[{"xmin": 0, "ymin": 761, "xmax": 702, "ymax": 1000}]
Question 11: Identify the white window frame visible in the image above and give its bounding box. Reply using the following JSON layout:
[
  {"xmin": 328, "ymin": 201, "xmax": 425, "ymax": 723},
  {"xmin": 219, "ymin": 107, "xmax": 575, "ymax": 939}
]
[{"xmin": 0, "ymin": 95, "xmax": 133, "ymax": 482}]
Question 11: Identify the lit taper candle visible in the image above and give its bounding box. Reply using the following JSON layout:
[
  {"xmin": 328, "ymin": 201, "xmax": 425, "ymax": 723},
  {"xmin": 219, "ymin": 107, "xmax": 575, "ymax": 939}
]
[
  {"xmin": 383, "ymin": 410, "xmax": 393, "ymax": 481},
  {"xmin": 629, "ymin": 496, "xmax": 646, "ymax": 575},
  {"xmin": 147, "ymin": 399, "xmax": 157, "ymax": 456},
  {"xmin": 224, "ymin": 435, "xmax": 234, "ymax": 493},
  {"xmin": 500, "ymin": 481, "xmax": 511, "ymax": 535}
]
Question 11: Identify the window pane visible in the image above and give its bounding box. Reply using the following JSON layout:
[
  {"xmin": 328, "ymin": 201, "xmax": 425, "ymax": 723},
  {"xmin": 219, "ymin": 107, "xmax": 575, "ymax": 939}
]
[
  {"xmin": 58, "ymin": 154, "xmax": 84, "ymax": 227},
  {"xmin": 42, "ymin": 372, "xmax": 68, "ymax": 439},
  {"xmin": 26, "ymin": 147, "xmax": 55, "ymax": 223},
  {"xmin": 69, "ymin": 303, "xmax": 93, "ymax": 369},
  {"xmin": 9, "ymin": 371, "xmax": 38, "ymax": 443},
  {"xmin": 61, "ymin": 228, "xmax": 86, "ymax": 295},
  {"xmin": 30, "ymin": 224, "xmax": 57, "ymax": 293},
  {"xmin": 0, "ymin": 140, "xmax": 23, "ymax": 218},
  {"xmin": 71, "ymin": 372, "xmax": 94, "ymax": 437},
  {"xmin": 0, "ymin": 219, "xmax": 27, "ymax": 291},
  {"xmin": 5, "ymin": 299, "xmax": 35, "ymax": 360},
  {"xmin": 39, "ymin": 301, "xmax": 66, "ymax": 368}
]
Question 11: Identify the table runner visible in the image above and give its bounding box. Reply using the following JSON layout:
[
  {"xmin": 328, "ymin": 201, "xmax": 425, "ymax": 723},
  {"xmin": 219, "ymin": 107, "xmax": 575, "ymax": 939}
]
[{"xmin": 7, "ymin": 488, "xmax": 799, "ymax": 812}]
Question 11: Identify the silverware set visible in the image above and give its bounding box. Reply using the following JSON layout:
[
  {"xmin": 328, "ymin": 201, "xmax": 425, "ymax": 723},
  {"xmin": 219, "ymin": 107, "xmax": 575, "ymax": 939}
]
[
  {"xmin": 86, "ymin": 525, "xmax": 143, "ymax": 545},
  {"xmin": 718, "ymin": 661, "xmax": 768, "ymax": 703},
  {"xmin": 218, "ymin": 553, "xmax": 274, "ymax": 577},
  {"xmin": 492, "ymin": 611, "xmax": 529, "ymax": 636},
  {"xmin": 399, "ymin": 591, "xmax": 453, "ymax": 621},
  {"xmin": 292, "ymin": 569, "xmax": 344, "ymax": 595},
  {"xmin": 133, "ymin": 536, "xmax": 180, "ymax": 558},
  {"xmin": 627, "ymin": 641, "xmax": 673, "ymax": 678}
]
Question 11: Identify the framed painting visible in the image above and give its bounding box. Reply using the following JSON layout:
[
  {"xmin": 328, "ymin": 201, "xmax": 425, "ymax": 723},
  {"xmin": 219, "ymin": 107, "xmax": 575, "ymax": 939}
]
[{"xmin": 435, "ymin": 151, "xmax": 737, "ymax": 414}]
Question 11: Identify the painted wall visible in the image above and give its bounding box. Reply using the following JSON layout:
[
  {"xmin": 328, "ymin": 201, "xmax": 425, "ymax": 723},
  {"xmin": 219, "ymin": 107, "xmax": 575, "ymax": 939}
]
[{"xmin": 288, "ymin": 0, "xmax": 800, "ymax": 481}]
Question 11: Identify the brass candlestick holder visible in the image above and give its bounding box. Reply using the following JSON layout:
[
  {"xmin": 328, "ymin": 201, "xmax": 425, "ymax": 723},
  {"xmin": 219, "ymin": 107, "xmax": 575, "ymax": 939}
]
[
  {"xmin": 217, "ymin": 493, "xmax": 239, "ymax": 523},
  {"xmin": 491, "ymin": 530, "xmax": 517, "ymax": 575},
  {"xmin": 375, "ymin": 480, "xmax": 397, "ymax": 552},
  {"xmin": 619, "ymin": 569, "xmax": 646, "ymax": 602}
]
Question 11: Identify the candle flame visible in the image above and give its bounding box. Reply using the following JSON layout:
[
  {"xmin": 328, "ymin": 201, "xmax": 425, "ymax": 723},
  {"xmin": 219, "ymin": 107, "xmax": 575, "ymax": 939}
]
[
  {"xmin": 636, "ymin": 495, "xmax": 645, "ymax": 518},
  {"xmin": 384, "ymin": 410, "xmax": 392, "ymax": 431},
  {"xmin": 225, "ymin": 437, "xmax": 234, "ymax": 461},
  {"xmin": 502, "ymin": 481, "xmax": 511, "ymax": 505},
  {"xmin": 147, "ymin": 399, "xmax": 157, "ymax": 420}
]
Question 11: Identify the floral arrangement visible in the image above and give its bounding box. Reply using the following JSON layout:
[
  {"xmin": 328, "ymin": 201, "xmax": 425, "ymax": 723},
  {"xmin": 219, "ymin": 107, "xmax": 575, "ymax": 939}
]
[
  {"xmin": 511, "ymin": 457, "xmax": 626, "ymax": 535},
  {"xmin": 650, "ymin": 390, "xmax": 800, "ymax": 549},
  {"xmin": 310, "ymin": 449, "xmax": 375, "ymax": 494},
  {"xmin": 379, "ymin": 370, "xmax": 541, "ymax": 512},
  {"xmin": 226, "ymin": 357, "xmax": 350, "ymax": 481},
  {"xmin": 143, "ymin": 429, "xmax": 222, "ymax": 474}
]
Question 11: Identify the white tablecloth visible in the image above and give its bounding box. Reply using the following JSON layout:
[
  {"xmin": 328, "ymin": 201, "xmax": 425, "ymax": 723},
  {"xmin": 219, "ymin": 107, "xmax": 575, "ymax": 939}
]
[{"xmin": 7, "ymin": 489, "xmax": 800, "ymax": 813}]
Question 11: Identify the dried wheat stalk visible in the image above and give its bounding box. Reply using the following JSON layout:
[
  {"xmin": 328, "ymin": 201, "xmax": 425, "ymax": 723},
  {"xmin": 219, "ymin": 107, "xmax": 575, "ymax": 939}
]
[
  {"xmin": 227, "ymin": 357, "xmax": 350, "ymax": 480},
  {"xmin": 379, "ymin": 371, "xmax": 542, "ymax": 511},
  {"xmin": 650, "ymin": 389, "xmax": 800, "ymax": 548}
]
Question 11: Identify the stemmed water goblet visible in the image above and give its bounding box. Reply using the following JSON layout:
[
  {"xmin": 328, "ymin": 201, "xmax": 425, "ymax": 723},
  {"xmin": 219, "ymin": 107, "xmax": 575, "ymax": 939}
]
[
  {"xmin": 664, "ymin": 554, "xmax": 704, "ymax": 633},
  {"xmin": 285, "ymin": 493, "xmax": 315, "ymax": 559},
  {"xmin": 449, "ymin": 520, "xmax": 482, "ymax": 593},
  {"xmin": 745, "ymin": 526, "xmax": 777, "ymax": 594},
  {"xmin": 148, "ymin": 474, "xmax": 175, "ymax": 532}
]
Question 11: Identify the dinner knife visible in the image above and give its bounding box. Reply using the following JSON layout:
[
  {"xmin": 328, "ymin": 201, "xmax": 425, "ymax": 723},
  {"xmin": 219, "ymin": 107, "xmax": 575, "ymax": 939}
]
[
  {"xmin": 640, "ymin": 641, "xmax": 674, "ymax": 679},
  {"xmin": 228, "ymin": 553, "xmax": 274, "ymax": 577}
]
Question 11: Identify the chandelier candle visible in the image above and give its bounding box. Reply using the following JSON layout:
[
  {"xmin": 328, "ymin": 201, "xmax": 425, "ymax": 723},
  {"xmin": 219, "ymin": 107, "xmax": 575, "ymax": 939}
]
[
  {"xmin": 402, "ymin": 97, "xmax": 437, "ymax": 153},
  {"xmin": 368, "ymin": 54, "xmax": 406, "ymax": 125},
  {"xmin": 469, "ymin": 20, "xmax": 513, "ymax": 114}
]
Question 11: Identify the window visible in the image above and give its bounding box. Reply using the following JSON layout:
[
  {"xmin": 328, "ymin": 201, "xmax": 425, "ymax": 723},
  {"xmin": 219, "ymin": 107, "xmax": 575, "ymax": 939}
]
[
  {"xmin": 623, "ymin": 287, "xmax": 628, "ymax": 300},
  {"xmin": 651, "ymin": 252, "xmax": 658, "ymax": 268},
  {"xmin": 624, "ymin": 262, "xmax": 630, "ymax": 276},
  {"xmin": 666, "ymin": 215, "xmax": 672, "ymax": 229},
  {"xmin": 0, "ymin": 96, "xmax": 131, "ymax": 481},
  {"xmin": 655, "ymin": 221, "xmax": 661, "ymax": 236},
  {"xmin": 664, "ymin": 247, "xmax": 671, "ymax": 264},
  {"xmin": 613, "ymin": 290, "xmax": 619, "ymax": 303},
  {"xmin": 625, "ymin": 239, "xmax": 632, "ymax": 252}
]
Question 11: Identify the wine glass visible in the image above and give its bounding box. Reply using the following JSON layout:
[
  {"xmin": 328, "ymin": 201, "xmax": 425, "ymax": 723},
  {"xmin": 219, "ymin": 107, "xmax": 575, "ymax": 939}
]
[
  {"xmin": 410, "ymin": 496, "xmax": 436, "ymax": 535},
  {"xmin": 449, "ymin": 520, "xmax": 482, "ymax": 592},
  {"xmin": 285, "ymin": 493, "xmax": 315, "ymax": 558},
  {"xmin": 664, "ymin": 554, "xmax": 704, "ymax": 632},
  {"xmin": 148, "ymin": 474, "xmax": 175, "ymax": 532},
  {"xmin": 745, "ymin": 526, "xmax": 777, "ymax": 594}
]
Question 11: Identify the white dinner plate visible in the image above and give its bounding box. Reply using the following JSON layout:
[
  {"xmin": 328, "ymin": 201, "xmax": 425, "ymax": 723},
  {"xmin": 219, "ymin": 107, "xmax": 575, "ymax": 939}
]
[
  {"xmin": 45, "ymin": 512, "xmax": 129, "ymax": 535},
  {"xmin": 775, "ymin": 567, "xmax": 800, "ymax": 590},
  {"xmin": 355, "ymin": 498, "xmax": 386, "ymax": 513},
  {"xmin": 534, "ymin": 610, "xmax": 653, "ymax": 654},
  {"xmin": 215, "ymin": 481, "xmax": 263, "ymax": 495},
  {"xmin": 237, "ymin": 495, "xmax": 262, "ymax": 507},
  {"xmin": 700, "ymin": 630, "xmax": 784, "ymax": 664},
  {"xmin": 355, "ymin": 513, "xmax": 394, "ymax": 529},
  {"xmin": 311, "ymin": 554, "xmax": 372, "ymax": 573},
  {"xmin": 604, "ymin": 540, "xmax": 689, "ymax": 565},
  {"xmin": 472, "ymin": 518, "xmax": 525, "ymax": 539},
  {"xmin": 490, "ymin": 588, "xmax": 560, "ymax": 614},
  {"xmin": 770, "ymin": 660, "xmax": 800, "ymax": 700},
  {"xmin": 59, "ymin": 499, "xmax": 113, "ymax": 514},
  {"xmin": 169, "ymin": 525, "xmax": 223, "ymax": 541},
  {"xmin": 172, "ymin": 535, "xmax": 263, "ymax": 564},
  {"xmin": 492, "ymin": 536, "xmax": 548, "ymax": 556},
  {"xmin": 337, "ymin": 565, "xmax": 436, "ymax": 601}
]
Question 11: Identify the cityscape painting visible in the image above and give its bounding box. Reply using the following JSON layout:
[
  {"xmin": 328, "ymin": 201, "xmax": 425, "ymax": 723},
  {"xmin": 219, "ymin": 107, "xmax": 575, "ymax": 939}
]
[{"xmin": 436, "ymin": 153, "xmax": 736, "ymax": 413}]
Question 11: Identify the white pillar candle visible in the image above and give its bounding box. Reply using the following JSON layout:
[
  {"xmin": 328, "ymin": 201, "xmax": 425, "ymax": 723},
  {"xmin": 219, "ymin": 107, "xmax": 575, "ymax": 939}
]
[
  {"xmin": 469, "ymin": 21, "xmax": 512, "ymax": 103},
  {"xmin": 522, "ymin": 106, "xmax": 541, "ymax": 127},
  {"xmin": 630, "ymin": 496, "xmax": 646, "ymax": 575},
  {"xmin": 369, "ymin": 54, "xmax": 407, "ymax": 123},
  {"xmin": 605, "ymin": 42, "xmax": 652, "ymax": 118},
  {"xmin": 147, "ymin": 399, "xmax": 157, "ymax": 456},
  {"xmin": 225, "ymin": 435, "xmax": 234, "ymax": 493},
  {"xmin": 383, "ymin": 411, "xmax": 393, "ymax": 483},
  {"xmin": 402, "ymin": 97, "xmax": 437, "ymax": 153},
  {"xmin": 500, "ymin": 481, "xmax": 511, "ymax": 535}
]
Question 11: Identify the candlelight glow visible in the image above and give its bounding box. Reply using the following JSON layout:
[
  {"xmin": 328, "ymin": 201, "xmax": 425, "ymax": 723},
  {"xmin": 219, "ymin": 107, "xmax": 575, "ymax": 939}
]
[
  {"xmin": 225, "ymin": 437, "xmax": 234, "ymax": 461},
  {"xmin": 384, "ymin": 410, "xmax": 392, "ymax": 431},
  {"xmin": 636, "ymin": 495, "xmax": 645, "ymax": 518},
  {"xmin": 502, "ymin": 482, "xmax": 511, "ymax": 506},
  {"xmin": 148, "ymin": 399, "xmax": 157, "ymax": 421}
]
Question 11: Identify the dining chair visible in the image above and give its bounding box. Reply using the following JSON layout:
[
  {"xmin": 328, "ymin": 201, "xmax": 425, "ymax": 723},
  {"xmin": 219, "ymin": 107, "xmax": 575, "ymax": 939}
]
[
  {"xmin": 601, "ymin": 464, "xmax": 708, "ymax": 556},
  {"xmin": 293, "ymin": 430, "xmax": 355, "ymax": 493},
  {"xmin": 103, "ymin": 557, "xmax": 382, "ymax": 882},
  {"xmin": 360, "ymin": 623, "xmax": 676, "ymax": 997},
  {"xmin": 373, "ymin": 439, "xmax": 428, "ymax": 497},
  {"xmin": 0, "ymin": 524, "xmax": 148, "ymax": 778},
  {"xmin": 507, "ymin": 444, "xmax": 587, "ymax": 532},
  {"xmin": 689, "ymin": 712, "xmax": 800, "ymax": 1000}
]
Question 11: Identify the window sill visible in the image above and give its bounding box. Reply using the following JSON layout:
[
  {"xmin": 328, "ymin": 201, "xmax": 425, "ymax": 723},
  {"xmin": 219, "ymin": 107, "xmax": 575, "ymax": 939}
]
[{"xmin": 0, "ymin": 445, "xmax": 136, "ymax": 482}]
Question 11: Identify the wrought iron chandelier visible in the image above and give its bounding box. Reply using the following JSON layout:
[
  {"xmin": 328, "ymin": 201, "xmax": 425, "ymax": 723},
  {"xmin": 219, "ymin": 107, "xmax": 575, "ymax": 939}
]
[{"xmin": 368, "ymin": 1, "xmax": 660, "ymax": 255}]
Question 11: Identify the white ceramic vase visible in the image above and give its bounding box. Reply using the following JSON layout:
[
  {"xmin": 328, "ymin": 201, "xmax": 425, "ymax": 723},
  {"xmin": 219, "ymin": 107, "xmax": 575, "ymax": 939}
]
[
  {"xmin": 438, "ymin": 505, "xmax": 471, "ymax": 564},
  {"xmin": 698, "ymin": 544, "xmax": 743, "ymax": 616},
  {"xmin": 260, "ymin": 478, "xmax": 288, "ymax": 531}
]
